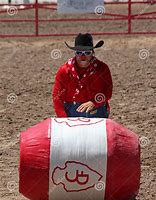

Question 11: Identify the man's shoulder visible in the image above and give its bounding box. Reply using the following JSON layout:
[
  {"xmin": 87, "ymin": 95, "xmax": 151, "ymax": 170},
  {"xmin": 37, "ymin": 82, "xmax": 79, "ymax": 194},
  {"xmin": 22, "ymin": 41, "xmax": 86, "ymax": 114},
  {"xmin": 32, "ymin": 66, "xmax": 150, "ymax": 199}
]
[
  {"xmin": 57, "ymin": 62, "xmax": 69, "ymax": 74},
  {"xmin": 58, "ymin": 57, "xmax": 74, "ymax": 74}
]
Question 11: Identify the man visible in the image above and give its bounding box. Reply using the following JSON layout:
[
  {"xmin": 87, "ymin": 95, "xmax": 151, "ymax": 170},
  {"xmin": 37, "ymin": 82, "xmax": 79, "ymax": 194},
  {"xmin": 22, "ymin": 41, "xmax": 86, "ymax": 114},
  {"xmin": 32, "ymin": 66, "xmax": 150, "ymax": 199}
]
[{"xmin": 52, "ymin": 33, "xmax": 113, "ymax": 118}]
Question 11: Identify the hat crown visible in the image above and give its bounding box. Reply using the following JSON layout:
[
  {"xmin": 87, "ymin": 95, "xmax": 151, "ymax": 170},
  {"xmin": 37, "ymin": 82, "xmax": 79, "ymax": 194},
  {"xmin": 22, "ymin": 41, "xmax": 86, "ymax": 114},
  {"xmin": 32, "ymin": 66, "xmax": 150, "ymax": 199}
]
[
  {"xmin": 75, "ymin": 33, "xmax": 93, "ymax": 48},
  {"xmin": 64, "ymin": 33, "xmax": 104, "ymax": 50}
]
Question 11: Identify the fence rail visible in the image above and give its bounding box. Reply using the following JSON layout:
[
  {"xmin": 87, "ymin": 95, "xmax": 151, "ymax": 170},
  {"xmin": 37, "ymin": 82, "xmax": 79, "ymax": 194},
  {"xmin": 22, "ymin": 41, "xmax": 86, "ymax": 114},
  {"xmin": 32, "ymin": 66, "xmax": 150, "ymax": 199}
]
[{"xmin": 0, "ymin": 0, "xmax": 156, "ymax": 37}]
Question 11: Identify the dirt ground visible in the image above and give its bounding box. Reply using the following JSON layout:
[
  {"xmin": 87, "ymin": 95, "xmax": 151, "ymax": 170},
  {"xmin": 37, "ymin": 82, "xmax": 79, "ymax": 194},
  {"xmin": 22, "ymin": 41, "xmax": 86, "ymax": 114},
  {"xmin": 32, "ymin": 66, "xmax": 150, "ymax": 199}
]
[{"xmin": 0, "ymin": 3, "xmax": 156, "ymax": 200}]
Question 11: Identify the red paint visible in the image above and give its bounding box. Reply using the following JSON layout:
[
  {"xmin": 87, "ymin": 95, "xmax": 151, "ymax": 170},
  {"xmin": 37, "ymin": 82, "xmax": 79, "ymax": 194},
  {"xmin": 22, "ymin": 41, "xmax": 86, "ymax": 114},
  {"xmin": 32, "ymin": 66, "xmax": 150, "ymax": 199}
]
[
  {"xmin": 19, "ymin": 118, "xmax": 51, "ymax": 200},
  {"xmin": 105, "ymin": 119, "xmax": 141, "ymax": 200}
]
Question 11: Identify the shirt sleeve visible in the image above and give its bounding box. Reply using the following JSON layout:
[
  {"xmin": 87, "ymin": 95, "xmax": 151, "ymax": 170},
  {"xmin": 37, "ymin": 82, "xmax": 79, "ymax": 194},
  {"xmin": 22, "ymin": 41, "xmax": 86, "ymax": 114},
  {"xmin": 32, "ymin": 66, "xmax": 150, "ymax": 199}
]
[
  {"xmin": 52, "ymin": 67, "xmax": 67, "ymax": 117},
  {"xmin": 92, "ymin": 64, "xmax": 113, "ymax": 108}
]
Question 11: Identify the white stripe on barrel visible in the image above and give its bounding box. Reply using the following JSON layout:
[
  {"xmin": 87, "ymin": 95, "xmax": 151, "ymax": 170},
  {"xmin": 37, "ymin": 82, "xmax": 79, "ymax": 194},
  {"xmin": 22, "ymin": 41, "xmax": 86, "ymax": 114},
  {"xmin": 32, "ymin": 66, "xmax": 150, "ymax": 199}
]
[{"xmin": 49, "ymin": 118, "xmax": 107, "ymax": 200}]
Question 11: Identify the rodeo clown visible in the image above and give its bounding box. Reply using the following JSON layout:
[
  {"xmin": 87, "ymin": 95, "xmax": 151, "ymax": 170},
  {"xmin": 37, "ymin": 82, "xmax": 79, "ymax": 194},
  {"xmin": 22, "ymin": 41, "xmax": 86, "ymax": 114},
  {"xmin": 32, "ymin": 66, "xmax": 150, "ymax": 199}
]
[{"xmin": 52, "ymin": 33, "xmax": 113, "ymax": 118}]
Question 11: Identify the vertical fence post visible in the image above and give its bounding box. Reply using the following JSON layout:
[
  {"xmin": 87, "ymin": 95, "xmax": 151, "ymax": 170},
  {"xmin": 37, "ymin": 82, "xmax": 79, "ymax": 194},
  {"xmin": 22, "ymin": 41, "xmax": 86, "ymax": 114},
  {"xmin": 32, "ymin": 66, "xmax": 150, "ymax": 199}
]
[
  {"xmin": 35, "ymin": 0, "xmax": 39, "ymax": 36},
  {"xmin": 128, "ymin": 0, "xmax": 132, "ymax": 34}
]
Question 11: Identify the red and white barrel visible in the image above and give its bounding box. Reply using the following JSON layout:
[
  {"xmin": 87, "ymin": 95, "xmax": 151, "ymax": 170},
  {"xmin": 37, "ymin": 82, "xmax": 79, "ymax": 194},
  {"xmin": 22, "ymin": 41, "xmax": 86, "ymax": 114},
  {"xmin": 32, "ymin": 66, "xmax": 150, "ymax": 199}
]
[{"xmin": 19, "ymin": 118, "xmax": 140, "ymax": 200}]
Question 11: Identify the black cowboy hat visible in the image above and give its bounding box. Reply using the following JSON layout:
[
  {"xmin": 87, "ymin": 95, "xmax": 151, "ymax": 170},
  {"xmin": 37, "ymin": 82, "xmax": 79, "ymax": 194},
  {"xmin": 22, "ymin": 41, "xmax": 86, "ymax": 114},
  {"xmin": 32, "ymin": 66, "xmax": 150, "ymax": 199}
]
[{"xmin": 64, "ymin": 33, "xmax": 104, "ymax": 51}]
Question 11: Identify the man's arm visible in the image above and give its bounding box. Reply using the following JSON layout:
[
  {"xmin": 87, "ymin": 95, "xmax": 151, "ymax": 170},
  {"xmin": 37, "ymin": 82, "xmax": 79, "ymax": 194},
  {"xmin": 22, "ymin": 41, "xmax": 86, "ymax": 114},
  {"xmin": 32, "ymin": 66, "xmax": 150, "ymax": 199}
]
[
  {"xmin": 93, "ymin": 64, "xmax": 113, "ymax": 108},
  {"xmin": 52, "ymin": 67, "xmax": 67, "ymax": 117}
]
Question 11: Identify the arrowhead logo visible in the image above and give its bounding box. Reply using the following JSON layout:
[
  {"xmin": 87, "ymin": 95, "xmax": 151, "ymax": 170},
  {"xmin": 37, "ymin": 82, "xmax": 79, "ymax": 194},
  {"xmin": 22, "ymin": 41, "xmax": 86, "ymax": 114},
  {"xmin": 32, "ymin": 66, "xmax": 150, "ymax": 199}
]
[
  {"xmin": 51, "ymin": 161, "xmax": 103, "ymax": 192},
  {"xmin": 54, "ymin": 118, "xmax": 104, "ymax": 127}
]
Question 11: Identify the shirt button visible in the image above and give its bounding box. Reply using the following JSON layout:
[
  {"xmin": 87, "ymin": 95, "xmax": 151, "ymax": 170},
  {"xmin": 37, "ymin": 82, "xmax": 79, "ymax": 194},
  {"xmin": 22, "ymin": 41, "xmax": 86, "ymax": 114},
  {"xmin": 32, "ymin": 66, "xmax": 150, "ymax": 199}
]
[{"xmin": 73, "ymin": 101, "xmax": 76, "ymax": 105}]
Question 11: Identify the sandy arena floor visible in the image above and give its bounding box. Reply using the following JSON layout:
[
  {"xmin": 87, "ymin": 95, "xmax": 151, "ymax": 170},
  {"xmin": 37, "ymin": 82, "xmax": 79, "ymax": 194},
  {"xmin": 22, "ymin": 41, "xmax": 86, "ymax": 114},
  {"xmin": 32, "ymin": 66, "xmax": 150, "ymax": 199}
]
[{"xmin": 0, "ymin": 3, "xmax": 156, "ymax": 200}]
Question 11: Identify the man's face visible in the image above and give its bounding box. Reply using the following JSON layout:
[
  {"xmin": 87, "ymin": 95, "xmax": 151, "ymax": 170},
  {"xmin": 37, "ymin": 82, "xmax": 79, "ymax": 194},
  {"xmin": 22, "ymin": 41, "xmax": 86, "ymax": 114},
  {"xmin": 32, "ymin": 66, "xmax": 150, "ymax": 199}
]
[{"xmin": 75, "ymin": 50, "xmax": 93, "ymax": 68}]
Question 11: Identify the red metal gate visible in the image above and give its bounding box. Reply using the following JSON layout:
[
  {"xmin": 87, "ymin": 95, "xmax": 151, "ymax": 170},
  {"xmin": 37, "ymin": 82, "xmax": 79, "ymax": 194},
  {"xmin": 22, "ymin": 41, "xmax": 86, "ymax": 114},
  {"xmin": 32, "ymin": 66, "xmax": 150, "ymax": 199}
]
[{"xmin": 0, "ymin": 0, "xmax": 156, "ymax": 37}]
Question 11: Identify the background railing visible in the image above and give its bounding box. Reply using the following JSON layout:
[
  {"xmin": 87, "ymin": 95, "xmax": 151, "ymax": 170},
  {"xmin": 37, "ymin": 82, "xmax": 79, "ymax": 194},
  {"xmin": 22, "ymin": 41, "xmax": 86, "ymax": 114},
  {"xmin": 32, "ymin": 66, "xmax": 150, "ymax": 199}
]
[{"xmin": 0, "ymin": 0, "xmax": 156, "ymax": 37}]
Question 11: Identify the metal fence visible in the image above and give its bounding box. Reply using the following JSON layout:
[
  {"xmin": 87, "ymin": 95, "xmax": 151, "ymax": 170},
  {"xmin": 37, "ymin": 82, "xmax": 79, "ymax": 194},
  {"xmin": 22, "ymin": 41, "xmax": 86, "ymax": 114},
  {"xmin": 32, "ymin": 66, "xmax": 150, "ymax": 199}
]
[{"xmin": 0, "ymin": 0, "xmax": 156, "ymax": 37}]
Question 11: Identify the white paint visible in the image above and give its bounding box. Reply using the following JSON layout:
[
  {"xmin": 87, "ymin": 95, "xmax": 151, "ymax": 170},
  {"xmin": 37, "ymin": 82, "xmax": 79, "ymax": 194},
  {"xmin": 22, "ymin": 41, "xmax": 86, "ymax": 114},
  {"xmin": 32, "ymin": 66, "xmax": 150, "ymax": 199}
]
[{"xmin": 49, "ymin": 117, "xmax": 107, "ymax": 200}]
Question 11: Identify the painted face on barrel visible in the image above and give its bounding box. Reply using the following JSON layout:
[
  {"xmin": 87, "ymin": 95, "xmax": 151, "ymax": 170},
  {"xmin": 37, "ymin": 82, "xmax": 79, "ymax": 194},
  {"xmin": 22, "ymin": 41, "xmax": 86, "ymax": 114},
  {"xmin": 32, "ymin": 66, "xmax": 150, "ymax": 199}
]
[{"xmin": 75, "ymin": 50, "xmax": 93, "ymax": 68}]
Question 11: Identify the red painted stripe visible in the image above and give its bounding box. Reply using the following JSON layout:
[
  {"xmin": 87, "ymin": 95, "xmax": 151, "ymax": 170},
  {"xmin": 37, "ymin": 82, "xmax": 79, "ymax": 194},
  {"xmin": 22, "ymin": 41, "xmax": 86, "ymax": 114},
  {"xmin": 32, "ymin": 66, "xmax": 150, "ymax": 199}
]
[
  {"xmin": 19, "ymin": 118, "xmax": 51, "ymax": 200},
  {"xmin": 105, "ymin": 119, "xmax": 140, "ymax": 200}
]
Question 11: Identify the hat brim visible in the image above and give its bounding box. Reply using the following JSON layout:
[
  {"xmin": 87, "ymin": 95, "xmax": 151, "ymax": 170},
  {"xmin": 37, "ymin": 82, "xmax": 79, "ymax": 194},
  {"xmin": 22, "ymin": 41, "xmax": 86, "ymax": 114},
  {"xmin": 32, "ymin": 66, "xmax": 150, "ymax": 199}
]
[{"xmin": 64, "ymin": 40, "xmax": 104, "ymax": 51}]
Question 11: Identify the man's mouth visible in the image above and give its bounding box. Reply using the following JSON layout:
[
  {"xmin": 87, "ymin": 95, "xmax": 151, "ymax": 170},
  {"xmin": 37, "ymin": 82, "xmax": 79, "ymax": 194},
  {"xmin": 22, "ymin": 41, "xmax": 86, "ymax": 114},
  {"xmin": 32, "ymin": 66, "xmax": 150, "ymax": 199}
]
[{"xmin": 79, "ymin": 60, "xmax": 88, "ymax": 65}]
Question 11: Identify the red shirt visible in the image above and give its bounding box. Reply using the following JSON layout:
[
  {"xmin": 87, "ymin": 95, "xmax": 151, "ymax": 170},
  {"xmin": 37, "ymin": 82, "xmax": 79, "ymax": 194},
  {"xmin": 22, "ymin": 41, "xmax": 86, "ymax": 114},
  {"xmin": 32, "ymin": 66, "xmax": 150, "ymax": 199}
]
[{"xmin": 52, "ymin": 57, "xmax": 113, "ymax": 117}]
